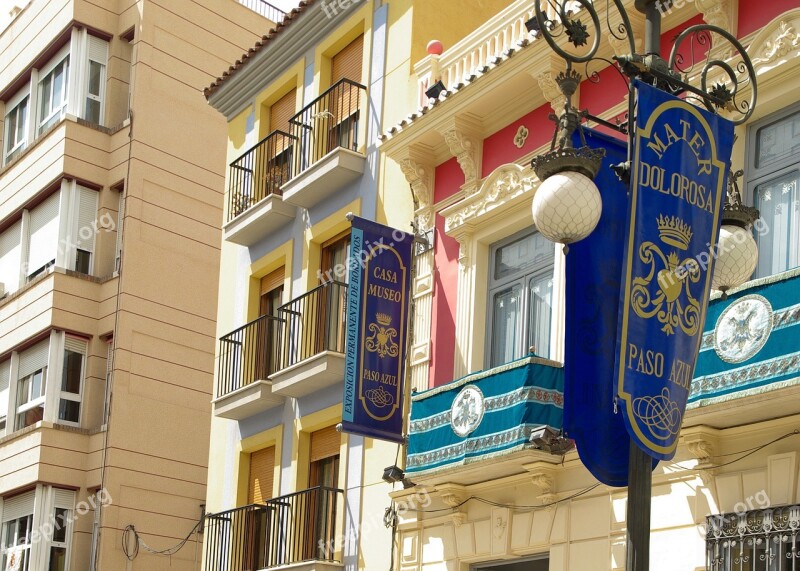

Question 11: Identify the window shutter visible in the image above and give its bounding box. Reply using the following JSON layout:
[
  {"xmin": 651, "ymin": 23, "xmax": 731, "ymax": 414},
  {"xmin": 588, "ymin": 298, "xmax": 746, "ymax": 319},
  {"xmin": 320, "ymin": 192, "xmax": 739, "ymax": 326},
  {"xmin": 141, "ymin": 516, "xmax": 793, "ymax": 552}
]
[
  {"xmin": 0, "ymin": 220, "xmax": 21, "ymax": 293},
  {"xmin": 75, "ymin": 186, "xmax": 98, "ymax": 253},
  {"xmin": 270, "ymin": 89, "xmax": 296, "ymax": 134},
  {"xmin": 260, "ymin": 268, "xmax": 284, "ymax": 296},
  {"xmin": 65, "ymin": 336, "xmax": 88, "ymax": 355},
  {"xmin": 0, "ymin": 360, "xmax": 10, "ymax": 417},
  {"xmin": 27, "ymin": 192, "xmax": 60, "ymax": 275},
  {"xmin": 2, "ymin": 491, "xmax": 34, "ymax": 522},
  {"xmin": 331, "ymin": 35, "xmax": 363, "ymax": 84},
  {"xmin": 18, "ymin": 339, "xmax": 50, "ymax": 378},
  {"xmin": 87, "ymin": 35, "xmax": 108, "ymax": 64},
  {"xmin": 310, "ymin": 425, "xmax": 340, "ymax": 462},
  {"xmin": 247, "ymin": 446, "xmax": 275, "ymax": 504},
  {"xmin": 53, "ymin": 488, "xmax": 75, "ymax": 510}
]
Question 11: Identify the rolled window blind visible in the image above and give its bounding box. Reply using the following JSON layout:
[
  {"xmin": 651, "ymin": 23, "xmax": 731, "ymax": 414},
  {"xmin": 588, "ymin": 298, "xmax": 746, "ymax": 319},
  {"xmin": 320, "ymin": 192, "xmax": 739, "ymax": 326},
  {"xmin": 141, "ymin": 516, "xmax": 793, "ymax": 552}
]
[
  {"xmin": 0, "ymin": 360, "xmax": 10, "ymax": 418},
  {"xmin": 75, "ymin": 186, "xmax": 98, "ymax": 253},
  {"xmin": 310, "ymin": 425, "xmax": 340, "ymax": 462},
  {"xmin": 0, "ymin": 220, "xmax": 21, "ymax": 293},
  {"xmin": 2, "ymin": 491, "xmax": 34, "ymax": 522},
  {"xmin": 248, "ymin": 446, "xmax": 275, "ymax": 504},
  {"xmin": 27, "ymin": 192, "xmax": 60, "ymax": 276},
  {"xmin": 18, "ymin": 339, "xmax": 50, "ymax": 378}
]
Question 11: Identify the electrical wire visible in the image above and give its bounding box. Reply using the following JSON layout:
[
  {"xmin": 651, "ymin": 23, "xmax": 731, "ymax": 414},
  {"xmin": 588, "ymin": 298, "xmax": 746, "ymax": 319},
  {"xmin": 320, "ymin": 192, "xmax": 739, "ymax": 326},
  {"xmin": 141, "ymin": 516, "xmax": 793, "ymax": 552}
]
[
  {"xmin": 669, "ymin": 429, "xmax": 800, "ymax": 472},
  {"xmin": 122, "ymin": 519, "xmax": 203, "ymax": 561}
]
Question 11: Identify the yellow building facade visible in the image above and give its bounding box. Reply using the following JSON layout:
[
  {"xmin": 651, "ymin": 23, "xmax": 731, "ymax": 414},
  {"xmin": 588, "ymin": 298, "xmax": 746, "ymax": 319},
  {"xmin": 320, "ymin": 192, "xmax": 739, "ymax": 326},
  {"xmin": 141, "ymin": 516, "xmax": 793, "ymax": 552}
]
[{"xmin": 0, "ymin": 0, "xmax": 268, "ymax": 569}]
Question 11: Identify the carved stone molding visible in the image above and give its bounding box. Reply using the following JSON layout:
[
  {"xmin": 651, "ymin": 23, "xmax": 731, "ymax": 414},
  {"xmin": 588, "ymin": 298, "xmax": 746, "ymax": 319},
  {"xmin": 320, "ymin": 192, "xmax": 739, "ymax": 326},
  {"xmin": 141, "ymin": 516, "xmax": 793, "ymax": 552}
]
[
  {"xmin": 523, "ymin": 462, "xmax": 558, "ymax": 508},
  {"xmin": 443, "ymin": 163, "xmax": 536, "ymax": 236},
  {"xmin": 696, "ymin": 0, "xmax": 733, "ymax": 34},
  {"xmin": 751, "ymin": 19, "xmax": 800, "ymax": 67},
  {"xmin": 536, "ymin": 70, "xmax": 566, "ymax": 114},
  {"xmin": 455, "ymin": 235, "xmax": 471, "ymax": 271},
  {"xmin": 682, "ymin": 426, "xmax": 720, "ymax": 486},
  {"xmin": 606, "ymin": 10, "xmax": 644, "ymax": 59},
  {"xmin": 435, "ymin": 484, "xmax": 469, "ymax": 527},
  {"xmin": 439, "ymin": 116, "xmax": 483, "ymax": 195}
]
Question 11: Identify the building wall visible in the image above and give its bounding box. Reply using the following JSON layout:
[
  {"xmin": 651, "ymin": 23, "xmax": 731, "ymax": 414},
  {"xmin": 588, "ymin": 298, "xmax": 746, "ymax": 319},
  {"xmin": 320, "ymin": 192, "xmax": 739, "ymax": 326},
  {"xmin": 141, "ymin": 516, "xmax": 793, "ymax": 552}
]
[{"xmin": 0, "ymin": 0, "xmax": 268, "ymax": 569}]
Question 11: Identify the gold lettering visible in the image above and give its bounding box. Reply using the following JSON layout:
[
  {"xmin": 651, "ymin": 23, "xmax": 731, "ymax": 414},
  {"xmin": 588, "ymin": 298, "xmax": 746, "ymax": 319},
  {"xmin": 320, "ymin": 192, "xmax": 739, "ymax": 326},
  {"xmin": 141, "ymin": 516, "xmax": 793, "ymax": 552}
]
[{"xmin": 627, "ymin": 343, "xmax": 665, "ymax": 377}]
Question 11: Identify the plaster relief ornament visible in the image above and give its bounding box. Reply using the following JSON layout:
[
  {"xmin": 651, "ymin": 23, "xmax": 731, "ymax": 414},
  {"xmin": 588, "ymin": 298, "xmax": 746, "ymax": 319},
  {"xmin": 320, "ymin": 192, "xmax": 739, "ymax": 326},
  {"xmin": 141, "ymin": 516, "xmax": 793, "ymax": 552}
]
[
  {"xmin": 450, "ymin": 385, "xmax": 485, "ymax": 437},
  {"xmin": 514, "ymin": 125, "xmax": 529, "ymax": 148},
  {"xmin": 714, "ymin": 294, "xmax": 774, "ymax": 364}
]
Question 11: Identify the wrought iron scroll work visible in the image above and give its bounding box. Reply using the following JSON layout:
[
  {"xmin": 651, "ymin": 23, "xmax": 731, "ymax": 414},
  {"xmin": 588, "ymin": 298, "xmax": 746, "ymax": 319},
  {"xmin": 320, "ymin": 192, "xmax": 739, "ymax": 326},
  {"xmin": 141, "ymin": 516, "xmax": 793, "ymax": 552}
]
[
  {"xmin": 531, "ymin": 2, "xmax": 758, "ymax": 129},
  {"xmin": 669, "ymin": 25, "xmax": 758, "ymax": 125}
]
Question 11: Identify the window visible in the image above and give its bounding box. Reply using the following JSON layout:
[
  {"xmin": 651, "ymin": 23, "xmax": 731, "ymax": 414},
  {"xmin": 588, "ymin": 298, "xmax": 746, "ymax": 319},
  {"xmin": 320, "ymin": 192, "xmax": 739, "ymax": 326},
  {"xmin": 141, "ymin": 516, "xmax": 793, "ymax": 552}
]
[
  {"xmin": 59, "ymin": 338, "xmax": 86, "ymax": 425},
  {"xmin": 45, "ymin": 489, "xmax": 75, "ymax": 571},
  {"xmin": 0, "ymin": 221, "xmax": 22, "ymax": 295},
  {"xmin": 38, "ymin": 54, "xmax": 70, "ymax": 134},
  {"xmin": 83, "ymin": 35, "xmax": 108, "ymax": 125},
  {"xmin": 487, "ymin": 230, "xmax": 555, "ymax": 367},
  {"xmin": 706, "ymin": 505, "xmax": 799, "ymax": 570},
  {"xmin": 4, "ymin": 95, "xmax": 29, "ymax": 162},
  {"xmin": 15, "ymin": 340, "xmax": 49, "ymax": 430},
  {"xmin": 26, "ymin": 192, "xmax": 60, "ymax": 282},
  {"xmin": 0, "ymin": 491, "xmax": 35, "ymax": 571},
  {"xmin": 248, "ymin": 446, "xmax": 275, "ymax": 504},
  {"xmin": 0, "ymin": 360, "xmax": 9, "ymax": 434},
  {"xmin": 748, "ymin": 105, "xmax": 800, "ymax": 278},
  {"xmin": 70, "ymin": 185, "xmax": 99, "ymax": 274},
  {"xmin": 309, "ymin": 425, "xmax": 340, "ymax": 488}
]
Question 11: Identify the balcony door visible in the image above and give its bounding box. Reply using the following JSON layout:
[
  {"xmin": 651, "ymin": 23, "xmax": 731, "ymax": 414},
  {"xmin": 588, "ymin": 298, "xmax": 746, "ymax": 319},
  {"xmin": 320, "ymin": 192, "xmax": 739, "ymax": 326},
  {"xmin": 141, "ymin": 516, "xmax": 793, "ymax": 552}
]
[
  {"xmin": 241, "ymin": 446, "xmax": 275, "ymax": 570},
  {"xmin": 264, "ymin": 89, "xmax": 295, "ymax": 196},
  {"xmin": 318, "ymin": 233, "xmax": 349, "ymax": 355},
  {"xmin": 256, "ymin": 269, "xmax": 283, "ymax": 380},
  {"xmin": 306, "ymin": 425, "xmax": 340, "ymax": 561},
  {"xmin": 328, "ymin": 35, "xmax": 363, "ymax": 154}
]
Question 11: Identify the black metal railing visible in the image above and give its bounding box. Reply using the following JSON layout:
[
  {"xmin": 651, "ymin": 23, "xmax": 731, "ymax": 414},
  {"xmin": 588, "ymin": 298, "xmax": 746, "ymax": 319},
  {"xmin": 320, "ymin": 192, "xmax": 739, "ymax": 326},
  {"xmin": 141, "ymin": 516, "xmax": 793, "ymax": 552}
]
[
  {"xmin": 236, "ymin": 0, "xmax": 285, "ymax": 23},
  {"xmin": 227, "ymin": 130, "xmax": 295, "ymax": 222},
  {"xmin": 217, "ymin": 314, "xmax": 284, "ymax": 398},
  {"xmin": 289, "ymin": 79, "xmax": 366, "ymax": 175},
  {"xmin": 706, "ymin": 504, "xmax": 800, "ymax": 570},
  {"xmin": 204, "ymin": 487, "xmax": 343, "ymax": 571},
  {"xmin": 278, "ymin": 281, "xmax": 348, "ymax": 371}
]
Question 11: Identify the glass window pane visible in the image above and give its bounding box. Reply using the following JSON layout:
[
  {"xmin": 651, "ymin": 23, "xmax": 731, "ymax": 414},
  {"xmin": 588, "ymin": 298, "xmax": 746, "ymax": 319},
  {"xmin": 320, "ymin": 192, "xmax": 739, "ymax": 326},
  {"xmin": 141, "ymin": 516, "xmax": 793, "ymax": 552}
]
[
  {"xmin": 17, "ymin": 375, "xmax": 31, "ymax": 406},
  {"xmin": 58, "ymin": 400, "xmax": 80, "ymax": 423},
  {"xmin": 52, "ymin": 509, "xmax": 68, "ymax": 542},
  {"xmin": 16, "ymin": 405, "xmax": 43, "ymax": 430},
  {"xmin": 48, "ymin": 546, "xmax": 67, "ymax": 571},
  {"xmin": 88, "ymin": 61, "xmax": 102, "ymax": 96},
  {"xmin": 84, "ymin": 98, "xmax": 101, "ymax": 124},
  {"xmin": 62, "ymin": 351, "xmax": 83, "ymax": 393},
  {"xmin": 53, "ymin": 63, "xmax": 65, "ymax": 104},
  {"xmin": 529, "ymin": 274, "xmax": 554, "ymax": 358},
  {"xmin": 495, "ymin": 232, "xmax": 553, "ymax": 280},
  {"xmin": 755, "ymin": 170, "xmax": 799, "ymax": 277},
  {"xmin": 756, "ymin": 108, "xmax": 800, "ymax": 169},
  {"xmin": 40, "ymin": 75, "xmax": 52, "ymax": 118},
  {"xmin": 491, "ymin": 284, "xmax": 522, "ymax": 367},
  {"xmin": 32, "ymin": 370, "xmax": 44, "ymax": 398}
]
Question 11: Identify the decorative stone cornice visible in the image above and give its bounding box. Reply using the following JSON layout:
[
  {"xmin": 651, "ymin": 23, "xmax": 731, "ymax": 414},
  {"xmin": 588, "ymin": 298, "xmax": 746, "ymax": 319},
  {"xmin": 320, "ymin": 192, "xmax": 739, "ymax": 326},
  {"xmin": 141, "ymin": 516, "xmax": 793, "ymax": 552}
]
[
  {"xmin": 536, "ymin": 69, "xmax": 567, "ymax": 115},
  {"xmin": 443, "ymin": 163, "xmax": 536, "ymax": 236},
  {"xmin": 439, "ymin": 115, "xmax": 483, "ymax": 195},
  {"xmin": 682, "ymin": 426, "xmax": 720, "ymax": 486},
  {"xmin": 606, "ymin": 10, "xmax": 644, "ymax": 59},
  {"xmin": 696, "ymin": 0, "xmax": 733, "ymax": 35},
  {"xmin": 395, "ymin": 146, "xmax": 436, "ymax": 231}
]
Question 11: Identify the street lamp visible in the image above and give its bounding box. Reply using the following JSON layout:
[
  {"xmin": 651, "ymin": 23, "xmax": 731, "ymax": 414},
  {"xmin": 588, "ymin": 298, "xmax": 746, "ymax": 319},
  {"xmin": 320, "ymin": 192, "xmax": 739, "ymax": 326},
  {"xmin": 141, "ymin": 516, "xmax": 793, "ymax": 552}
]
[{"xmin": 526, "ymin": 1, "xmax": 759, "ymax": 570}]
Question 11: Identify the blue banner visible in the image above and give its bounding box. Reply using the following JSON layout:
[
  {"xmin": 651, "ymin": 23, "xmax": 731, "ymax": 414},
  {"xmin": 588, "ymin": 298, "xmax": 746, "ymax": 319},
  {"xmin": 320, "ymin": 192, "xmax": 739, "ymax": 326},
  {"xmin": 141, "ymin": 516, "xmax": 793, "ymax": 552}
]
[
  {"xmin": 564, "ymin": 128, "xmax": 636, "ymax": 487},
  {"xmin": 342, "ymin": 216, "xmax": 414, "ymax": 443},
  {"xmin": 615, "ymin": 81, "xmax": 734, "ymax": 460}
]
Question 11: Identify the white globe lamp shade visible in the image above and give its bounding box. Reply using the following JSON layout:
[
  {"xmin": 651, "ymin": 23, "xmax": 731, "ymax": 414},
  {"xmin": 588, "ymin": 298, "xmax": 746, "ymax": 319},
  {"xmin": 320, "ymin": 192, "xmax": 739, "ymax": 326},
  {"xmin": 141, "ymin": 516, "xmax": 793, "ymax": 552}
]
[
  {"xmin": 712, "ymin": 224, "xmax": 758, "ymax": 293},
  {"xmin": 532, "ymin": 171, "xmax": 602, "ymax": 244}
]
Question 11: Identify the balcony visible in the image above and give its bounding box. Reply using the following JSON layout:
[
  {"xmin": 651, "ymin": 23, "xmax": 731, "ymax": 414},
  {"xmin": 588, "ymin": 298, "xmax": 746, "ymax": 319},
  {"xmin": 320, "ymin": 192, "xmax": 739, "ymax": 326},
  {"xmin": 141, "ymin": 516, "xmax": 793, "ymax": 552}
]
[
  {"xmin": 213, "ymin": 314, "xmax": 285, "ymax": 420},
  {"xmin": 223, "ymin": 131, "xmax": 298, "ymax": 246},
  {"xmin": 281, "ymin": 79, "xmax": 367, "ymax": 210},
  {"xmin": 271, "ymin": 281, "xmax": 347, "ymax": 399},
  {"xmin": 405, "ymin": 355, "xmax": 565, "ymax": 486},
  {"xmin": 204, "ymin": 486, "xmax": 343, "ymax": 571}
]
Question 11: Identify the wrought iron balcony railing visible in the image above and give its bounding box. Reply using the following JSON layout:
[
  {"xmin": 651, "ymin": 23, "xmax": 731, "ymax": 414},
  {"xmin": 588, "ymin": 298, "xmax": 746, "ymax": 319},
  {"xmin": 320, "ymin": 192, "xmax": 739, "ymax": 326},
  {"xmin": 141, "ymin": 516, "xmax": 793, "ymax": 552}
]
[
  {"xmin": 204, "ymin": 486, "xmax": 343, "ymax": 571},
  {"xmin": 706, "ymin": 504, "xmax": 800, "ymax": 570},
  {"xmin": 227, "ymin": 130, "xmax": 296, "ymax": 223},
  {"xmin": 236, "ymin": 0, "xmax": 286, "ymax": 23},
  {"xmin": 278, "ymin": 281, "xmax": 348, "ymax": 371},
  {"xmin": 217, "ymin": 314, "xmax": 284, "ymax": 398},
  {"xmin": 289, "ymin": 79, "xmax": 366, "ymax": 174}
]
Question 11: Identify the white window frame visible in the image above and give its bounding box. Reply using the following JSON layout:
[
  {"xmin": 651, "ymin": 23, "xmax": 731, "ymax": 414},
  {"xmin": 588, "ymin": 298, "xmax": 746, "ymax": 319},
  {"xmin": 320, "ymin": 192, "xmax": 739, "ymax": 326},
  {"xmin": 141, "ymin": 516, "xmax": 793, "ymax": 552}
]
[
  {"xmin": 0, "ymin": 491, "xmax": 35, "ymax": 571},
  {"xmin": 746, "ymin": 101, "xmax": 800, "ymax": 279},
  {"xmin": 44, "ymin": 488, "xmax": 75, "ymax": 571},
  {"xmin": 485, "ymin": 229, "xmax": 556, "ymax": 368},
  {"xmin": 36, "ymin": 45, "xmax": 71, "ymax": 134},
  {"xmin": 3, "ymin": 88, "xmax": 30, "ymax": 163},
  {"xmin": 0, "ymin": 360, "xmax": 9, "ymax": 436},
  {"xmin": 15, "ymin": 367, "xmax": 46, "ymax": 431},
  {"xmin": 58, "ymin": 338, "xmax": 87, "ymax": 428}
]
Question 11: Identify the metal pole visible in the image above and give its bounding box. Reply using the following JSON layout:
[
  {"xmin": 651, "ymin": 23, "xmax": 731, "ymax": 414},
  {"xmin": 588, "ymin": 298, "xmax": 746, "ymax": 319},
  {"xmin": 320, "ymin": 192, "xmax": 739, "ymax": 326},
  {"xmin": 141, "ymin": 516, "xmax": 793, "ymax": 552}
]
[
  {"xmin": 626, "ymin": 3, "xmax": 661, "ymax": 570},
  {"xmin": 626, "ymin": 441, "xmax": 653, "ymax": 571}
]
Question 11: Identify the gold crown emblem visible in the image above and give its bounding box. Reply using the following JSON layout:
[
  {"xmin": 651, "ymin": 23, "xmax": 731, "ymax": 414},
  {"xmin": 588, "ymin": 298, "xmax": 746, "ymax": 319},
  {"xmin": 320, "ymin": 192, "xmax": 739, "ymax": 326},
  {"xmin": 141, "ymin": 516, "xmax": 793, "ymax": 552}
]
[
  {"xmin": 376, "ymin": 313, "xmax": 392, "ymax": 326},
  {"xmin": 657, "ymin": 215, "xmax": 693, "ymax": 250}
]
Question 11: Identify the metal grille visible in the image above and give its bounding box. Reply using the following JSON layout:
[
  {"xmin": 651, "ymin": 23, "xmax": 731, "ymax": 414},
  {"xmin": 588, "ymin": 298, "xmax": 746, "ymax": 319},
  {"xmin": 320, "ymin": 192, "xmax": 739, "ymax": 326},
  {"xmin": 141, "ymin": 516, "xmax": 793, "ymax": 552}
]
[
  {"xmin": 706, "ymin": 505, "xmax": 800, "ymax": 570},
  {"xmin": 204, "ymin": 487, "xmax": 343, "ymax": 571}
]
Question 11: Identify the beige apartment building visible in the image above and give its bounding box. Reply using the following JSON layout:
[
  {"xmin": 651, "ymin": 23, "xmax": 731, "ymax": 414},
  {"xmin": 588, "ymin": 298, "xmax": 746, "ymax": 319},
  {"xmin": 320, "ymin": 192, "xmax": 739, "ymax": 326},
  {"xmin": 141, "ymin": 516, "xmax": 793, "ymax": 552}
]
[{"xmin": 0, "ymin": 0, "xmax": 270, "ymax": 569}]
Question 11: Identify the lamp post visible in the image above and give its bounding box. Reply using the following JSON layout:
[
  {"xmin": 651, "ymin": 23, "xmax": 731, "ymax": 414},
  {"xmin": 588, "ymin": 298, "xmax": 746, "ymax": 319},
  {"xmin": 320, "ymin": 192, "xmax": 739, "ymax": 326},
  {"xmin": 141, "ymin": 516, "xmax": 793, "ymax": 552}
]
[{"xmin": 527, "ymin": 2, "xmax": 759, "ymax": 570}]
